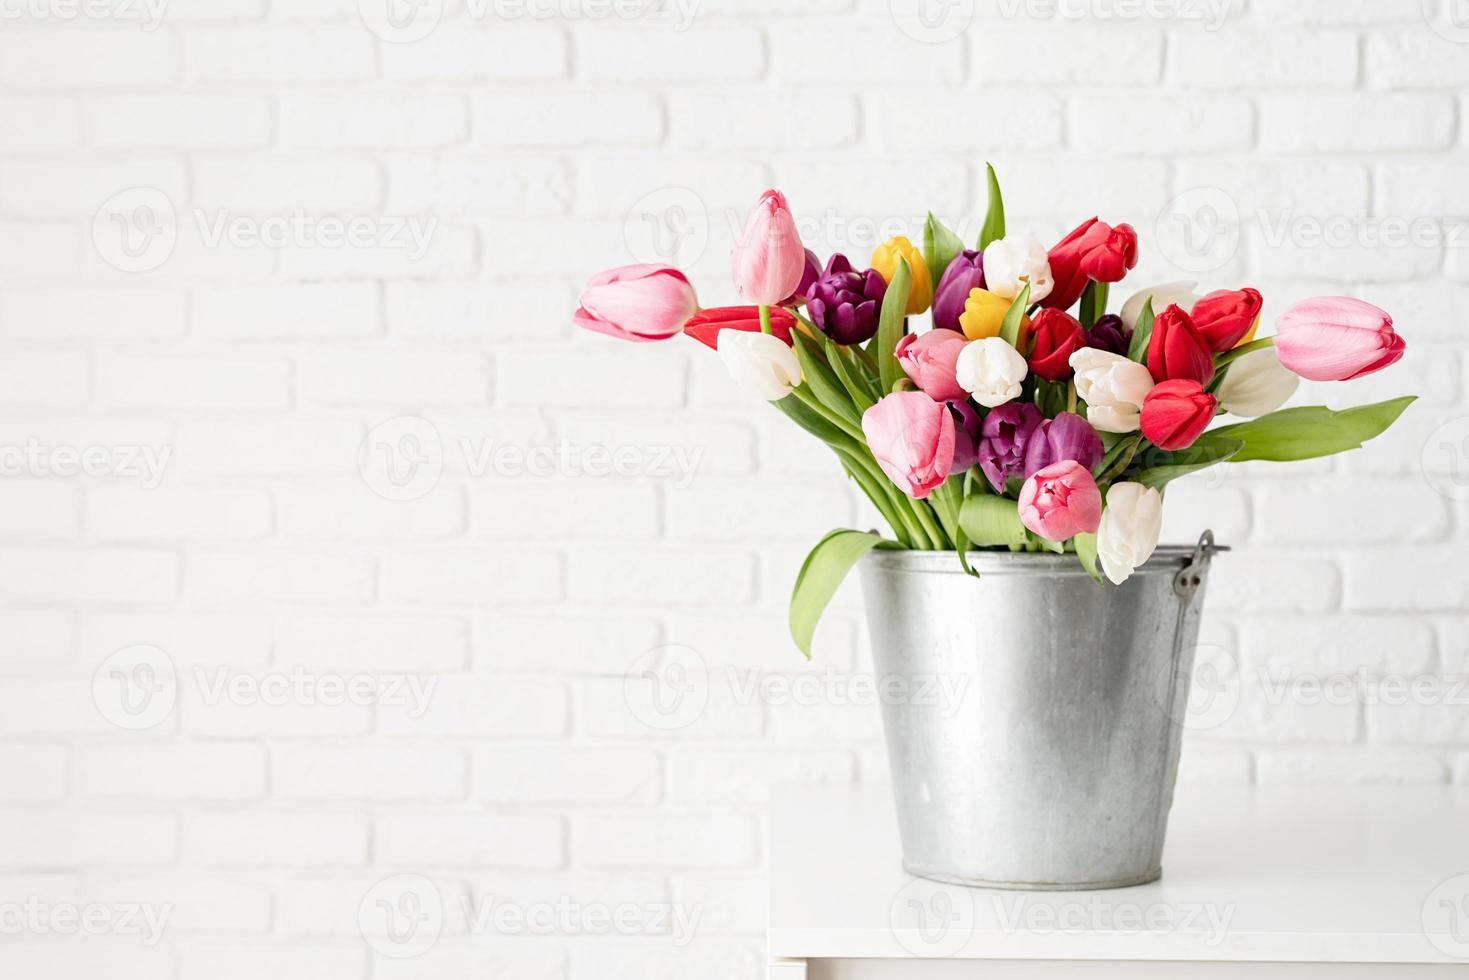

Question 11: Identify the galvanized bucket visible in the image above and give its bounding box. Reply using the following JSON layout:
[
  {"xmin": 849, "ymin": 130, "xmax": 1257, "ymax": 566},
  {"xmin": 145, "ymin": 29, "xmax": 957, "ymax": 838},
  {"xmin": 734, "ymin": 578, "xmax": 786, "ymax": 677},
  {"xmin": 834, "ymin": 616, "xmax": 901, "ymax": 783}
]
[{"xmin": 858, "ymin": 531, "xmax": 1223, "ymax": 891}]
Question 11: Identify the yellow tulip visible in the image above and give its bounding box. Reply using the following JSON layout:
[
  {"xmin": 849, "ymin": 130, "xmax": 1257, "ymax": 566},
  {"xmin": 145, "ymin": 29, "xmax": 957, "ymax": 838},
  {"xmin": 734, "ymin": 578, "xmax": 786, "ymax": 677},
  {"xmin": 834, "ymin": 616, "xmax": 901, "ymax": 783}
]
[
  {"xmin": 870, "ymin": 236, "xmax": 933, "ymax": 316},
  {"xmin": 958, "ymin": 287, "xmax": 1030, "ymax": 347},
  {"xmin": 1234, "ymin": 312, "xmax": 1261, "ymax": 348}
]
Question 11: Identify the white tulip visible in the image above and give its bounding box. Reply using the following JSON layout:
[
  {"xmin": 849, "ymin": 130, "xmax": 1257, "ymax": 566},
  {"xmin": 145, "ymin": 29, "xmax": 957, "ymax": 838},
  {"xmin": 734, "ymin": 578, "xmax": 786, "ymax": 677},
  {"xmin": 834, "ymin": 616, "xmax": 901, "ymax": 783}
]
[
  {"xmin": 956, "ymin": 337, "xmax": 1028, "ymax": 408},
  {"xmin": 1216, "ymin": 347, "xmax": 1298, "ymax": 418},
  {"xmin": 982, "ymin": 235, "xmax": 1054, "ymax": 303},
  {"xmin": 1097, "ymin": 482, "xmax": 1163, "ymax": 585},
  {"xmin": 1120, "ymin": 280, "xmax": 1200, "ymax": 332},
  {"xmin": 1069, "ymin": 348, "xmax": 1155, "ymax": 433},
  {"xmin": 718, "ymin": 330, "xmax": 801, "ymax": 401}
]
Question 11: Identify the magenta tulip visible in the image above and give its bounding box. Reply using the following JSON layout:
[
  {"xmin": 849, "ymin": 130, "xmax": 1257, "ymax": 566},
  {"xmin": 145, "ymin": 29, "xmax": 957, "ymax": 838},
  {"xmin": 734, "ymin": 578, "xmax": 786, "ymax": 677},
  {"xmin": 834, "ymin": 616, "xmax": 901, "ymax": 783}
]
[
  {"xmin": 573, "ymin": 264, "xmax": 698, "ymax": 342},
  {"xmin": 896, "ymin": 330, "xmax": 968, "ymax": 402},
  {"xmin": 1017, "ymin": 460, "xmax": 1102, "ymax": 542},
  {"xmin": 731, "ymin": 189, "xmax": 806, "ymax": 306},
  {"xmin": 1274, "ymin": 296, "xmax": 1406, "ymax": 382},
  {"xmin": 861, "ymin": 391, "xmax": 955, "ymax": 500}
]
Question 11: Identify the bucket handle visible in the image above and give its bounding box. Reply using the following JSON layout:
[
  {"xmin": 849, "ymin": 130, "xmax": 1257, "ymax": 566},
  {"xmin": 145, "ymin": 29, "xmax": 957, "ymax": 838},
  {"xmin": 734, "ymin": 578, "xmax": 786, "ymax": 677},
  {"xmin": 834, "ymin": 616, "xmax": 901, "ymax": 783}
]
[{"xmin": 1173, "ymin": 529, "xmax": 1229, "ymax": 600}]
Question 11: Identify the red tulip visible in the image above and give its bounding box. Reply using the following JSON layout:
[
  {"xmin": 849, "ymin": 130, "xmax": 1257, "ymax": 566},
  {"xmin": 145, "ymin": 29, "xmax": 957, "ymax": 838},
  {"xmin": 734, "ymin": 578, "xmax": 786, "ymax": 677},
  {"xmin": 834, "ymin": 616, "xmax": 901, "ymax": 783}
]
[
  {"xmin": 683, "ymin": 305, "xmax": 795, "ymax": 351},
  {"xmin": 1140, "ymin": 379, "xmax": 1217, "ymax": 451},
  {"xmin": 1146, "ymin": 304, "xmax": 1215, "ymax": 386},
  {"xmin": 1026, "ymin": 309, "xmax": 1087, "ymax": 382},
  {"xmin": 1042, "ymin": 218, "xmax": 1140, "ymax": 312},
  {"xmin": 1191, "ymin": 287, "xmax": 1263, "ymax": 353}
]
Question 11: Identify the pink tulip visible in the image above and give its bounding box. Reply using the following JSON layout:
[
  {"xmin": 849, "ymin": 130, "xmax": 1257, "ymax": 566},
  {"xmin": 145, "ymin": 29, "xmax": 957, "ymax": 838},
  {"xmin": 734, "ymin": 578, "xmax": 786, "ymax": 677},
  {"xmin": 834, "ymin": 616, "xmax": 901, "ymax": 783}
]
[
  {"xmin": 895, "ymin": 330, "xmax": 968, "ymax": 402},
  {"xmin": 861, "ymin": 392, "xmax": 955, "ymax": 500},
  {"xmin": 731, "ymin": 189, "xmax": 806, "ymax": 306},
  {"xmin": 1017, "ymin": 460, "xmax": 1102, "ymax": 542},
  {"xmin": 1274, "ymin": 296, "xmax": 1406, "ymax": 382},
  {"xmin": 573, "ymin": 263, "xmax": 698, "ymax": 342}
]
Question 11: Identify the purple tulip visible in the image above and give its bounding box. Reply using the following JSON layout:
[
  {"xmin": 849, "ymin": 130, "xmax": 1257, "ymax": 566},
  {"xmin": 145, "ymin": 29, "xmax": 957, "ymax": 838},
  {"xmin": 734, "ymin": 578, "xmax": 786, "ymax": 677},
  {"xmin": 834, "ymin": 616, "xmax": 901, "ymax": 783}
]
[
  {"xmin": 1086, "ymin": 314, "xmax": 1130, "ymax": 357},
  {"xmin": 931, "ymin": 249, "xmax": 986, "ymax": 333},
  {"xmin": 948, "ymin": 400, "xmax": 983, "ymax": 472},
  {"xmin": 805, "ymin": 253, "xmax": 888, "ymax": 345},
  {"xmin": 1023, "ymin": 412, "xmax": 1104, "ymax": 480},
  {"xmin": 977, "ymin": 402, "xmax": 1043, "ymax": 493}
]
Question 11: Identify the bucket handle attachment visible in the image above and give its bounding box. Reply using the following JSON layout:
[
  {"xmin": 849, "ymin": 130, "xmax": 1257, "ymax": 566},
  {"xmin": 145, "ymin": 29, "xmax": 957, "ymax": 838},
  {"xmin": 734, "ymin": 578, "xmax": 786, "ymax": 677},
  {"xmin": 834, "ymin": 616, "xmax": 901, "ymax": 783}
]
[{"xmin": 1173, "ymin": 529, "xmax": 1229, "ymax": 600}]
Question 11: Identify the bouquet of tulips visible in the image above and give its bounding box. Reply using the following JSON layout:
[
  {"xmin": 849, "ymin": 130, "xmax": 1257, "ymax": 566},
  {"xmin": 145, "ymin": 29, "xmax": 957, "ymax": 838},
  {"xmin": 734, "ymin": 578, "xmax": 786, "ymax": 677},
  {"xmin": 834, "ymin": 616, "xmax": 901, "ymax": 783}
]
[{"xmin": 575, "ymin": 167, "xmax": 1411, "ymax": 656}]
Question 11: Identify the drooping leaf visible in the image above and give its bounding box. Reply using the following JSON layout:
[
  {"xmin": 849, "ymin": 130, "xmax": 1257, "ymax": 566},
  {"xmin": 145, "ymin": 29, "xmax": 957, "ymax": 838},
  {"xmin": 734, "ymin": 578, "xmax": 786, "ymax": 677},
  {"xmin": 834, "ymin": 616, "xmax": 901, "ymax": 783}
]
[
  {"xmin": 1127, "ymin": 298, "xmax": 1155, "ymax": 364},
  {"xmin": 1072, "ymin": 531, "xmax": 1103, "ymax": 584},
  {"xmin": 1129, "ymin": 434, "xmax": 1243, "ymax": 490},
  {"xmin": 924, "ymin": 212, "xmax": 964, "ymax": 287},
  {"xmin": 789, "ymin": 529, "xmax": 902, "ymax": 658},
  {"xmin": 1209, "ymin": 396, "xmax": 1416, "ymax": 463},
  {"xmin": 998, "ymin": 283, "xmax": 1031, "ymax": 350},
  {"xmin": 792, "ymin": 329, "xmax": 861, "ymax": 426},
  {"xmin": 959, "ymin": 493, "xmax": 1028, "ymax": 548},
  {"xmin": 978, "ymin": 162, "xmax": 1006, "ymax": 249},
  {"xmin": 875, "ymin": 256, "xmax": 911, "ymax": 394}
]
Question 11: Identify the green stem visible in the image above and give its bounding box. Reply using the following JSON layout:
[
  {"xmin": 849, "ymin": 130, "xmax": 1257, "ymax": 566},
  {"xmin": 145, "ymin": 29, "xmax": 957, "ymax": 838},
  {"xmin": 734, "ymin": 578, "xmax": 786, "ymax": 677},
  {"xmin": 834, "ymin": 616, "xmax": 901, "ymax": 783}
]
[
  {"xmin": 840, "ymin": 456, "xmax": 914, "ymax": 549},
  {"xmin": 910, "ymin": 497, "xmax": 947, "ymax": 551},
  {"xmin": 759, "ymin": 305, "xmax": 772, "ymax": 335},
  {"xmin": 790, "ymin": 385, "xmax": 865, "ymax": 442},
  {"xmin": 834, "ymin": 444, "xmax": 926, "ymax": 547}
]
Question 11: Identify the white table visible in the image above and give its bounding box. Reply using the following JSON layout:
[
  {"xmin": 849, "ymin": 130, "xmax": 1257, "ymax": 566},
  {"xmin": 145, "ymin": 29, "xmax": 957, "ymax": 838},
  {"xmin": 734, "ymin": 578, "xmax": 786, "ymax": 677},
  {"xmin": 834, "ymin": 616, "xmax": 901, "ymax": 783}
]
[{"xmin": 769, "ymin": 783, "xmax": 1469, "ymax": 978}]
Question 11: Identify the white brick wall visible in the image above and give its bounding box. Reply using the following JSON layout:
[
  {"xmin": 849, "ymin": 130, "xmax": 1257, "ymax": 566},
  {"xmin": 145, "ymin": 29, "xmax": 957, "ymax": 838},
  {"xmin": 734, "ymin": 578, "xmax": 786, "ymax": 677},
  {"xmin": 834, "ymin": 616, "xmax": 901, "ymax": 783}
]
[{"xmin": 1, "ymin": 1, "xmax": 1467, "ymax": 976}]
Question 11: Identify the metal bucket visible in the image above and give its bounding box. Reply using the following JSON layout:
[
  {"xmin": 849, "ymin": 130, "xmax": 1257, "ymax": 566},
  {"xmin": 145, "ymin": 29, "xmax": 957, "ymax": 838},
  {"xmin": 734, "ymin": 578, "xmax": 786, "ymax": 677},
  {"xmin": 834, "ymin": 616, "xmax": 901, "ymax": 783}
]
[{"xmin": 858, "ymin": 531, "xmax": 1223, "ymax": 891}]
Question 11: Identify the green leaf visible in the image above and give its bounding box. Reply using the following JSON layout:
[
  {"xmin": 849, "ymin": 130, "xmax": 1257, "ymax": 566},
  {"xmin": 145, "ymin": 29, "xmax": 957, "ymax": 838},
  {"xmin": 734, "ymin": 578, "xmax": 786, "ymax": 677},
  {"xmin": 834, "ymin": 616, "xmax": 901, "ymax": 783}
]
[
  {"xmin": 1127, "ymin": 298, "xmax": 1155, "ymax": 364},
  {"xmin": 1210, "ymin": 396, "xmax": 1416, "ymax": 463},
  {"xmin": 876, "ymin": 256, "xmax": 911, "ymax": 394},
  {"xmin": 1073, "ymin": 532, "xmax": 1102, "ymax": 584},
  {"xmin": 978, "ymin": 162, "xmax": 1006, "ymax": 249},
  {"xmin": 1130, "ymin": 434, "xmax": 1243, "ymax": 491},
  {"xmin": 1213, "ymin": 336, "xmax": 1274, "ymax": 371},
  {"xmin": 792, "ymin": 330, "xmax": 861, "ymax": 426},
  {"xmin": 998, "ymin": 283, "xmax": 1031, "ymax": 350},
  {"xmin": 825, "ymin": 338, "xmax": 878, "ymax": 413},
  {"xmin": 771, "ymin": 392, "xmax": 847, "ymax": 445},
  {"xmin": 924, "ymin": 212, "xmax": 964, "ymax": 287},
  {"xmin": 1094, "ymin": 432, "xmax": 1142, "ymax": 484},
  {"xmin": 1079, "ymin": 281, "xmax": 1108, "ymax": 329},
  {"xmin": 959, "ymin": 494, "xmax": 1028, "ymax": 548},
  {"xmin": 789, "ymin": 529, "xmax": 901, "ymax": 659}
]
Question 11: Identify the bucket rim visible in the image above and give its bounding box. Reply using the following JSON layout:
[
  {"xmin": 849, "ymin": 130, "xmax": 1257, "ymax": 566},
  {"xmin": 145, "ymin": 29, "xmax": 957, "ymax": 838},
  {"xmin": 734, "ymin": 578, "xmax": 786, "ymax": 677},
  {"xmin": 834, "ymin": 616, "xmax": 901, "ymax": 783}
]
[{"xmin": 861, "ymin": 542, "xmax": 1213, "ymax": 576}]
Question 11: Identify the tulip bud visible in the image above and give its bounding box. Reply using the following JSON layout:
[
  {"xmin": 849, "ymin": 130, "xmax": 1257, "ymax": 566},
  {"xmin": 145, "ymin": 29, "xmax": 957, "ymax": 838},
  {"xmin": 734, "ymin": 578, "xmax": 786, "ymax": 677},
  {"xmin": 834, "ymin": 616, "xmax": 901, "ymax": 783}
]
[
  {"xmin": 1147, "ymin": 304, "xmax": 1216, "ymax": 386},
  {"xmin": 1096, "ymin": 482, "xmax": 1163, "ymax": 585},
  {"xmin": 1120, "ymin": 281, "xmax": 1200, "ymax": 333},
  {"xmin": 1274, "ymin": 296, "xmax": 1406, "ymax": 382},
  {"xmin": 805, "ymin": 253, "xmax": 887, "ymax": 345},
  {"xmin": 1026, "ymin": 309, "xmax": 1087, "ymax": 382},
  {"xmin": 1069, "ymin": 348, "xmax": 1155, "ymax": 433},
  {"xmin": 1018, "ymin": 460, "xmax": 1102, "ymax": 542},
  {"xmin": 731, "ymin": 189, "xmax": 806, "ymax": 306},
  {"xmin": 931, "ymin": 250, "xmax": 985, "ymax": 332},
  {"xmin": 956, "ymin": 337, "xmax": 1028, "ymax": 408},
  {"xmin": 1023, "ymin": 412, "xmax": 1103, "ymax": 481},
  {"xmin": 870, "ymin": 236, "xmax": 934, "ymax": 315},
  {"xmin": 718, "ymin": 329, "xmax": 802, "ymax": 401},
  {"xmin": 977, "ymin": 402, "xmax": 1044, "ymax": 493},
  {"xmin": 1140, "ymin": 379, "xmax": 1217, "ymax": 451},
  {"xmin": 1190, "ymin": 287, "xmax": 1263, "ymax": 353},
  {"xmin": 982, "ymin": 234, "xmax": 1054, "ymax": 303},
  {"xmin": 948, "ymin": 399, "xmax": 983, "ymax": 472},
  {"xmin": 861, "ymin": 391, "xmax": 955, "ymax": 499},
  {"xmin": 957, "ymin": 287, "xmax": 1030, "ymax": 344},
  {"xmin": 1215, "ymin": 347, "xmax": 1298, "ymax": 418},
  {"xmin": 896, "ymin": 330, "xmax": 968, "ymax": 402},
  {"xmin": 574, "ymin": 264, "xmax": 699, "ymax": 342},
  {"xmin": 684, "ymin": 305, "xmax": 796, "ymax": 351},
  {"xmin": 1086, "ymin": 314, "xmax": 1130, "ymax": 357},
  {"xmin": 1042, "ymin": 218, "xmax": 1139, "ymax": 312}
]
